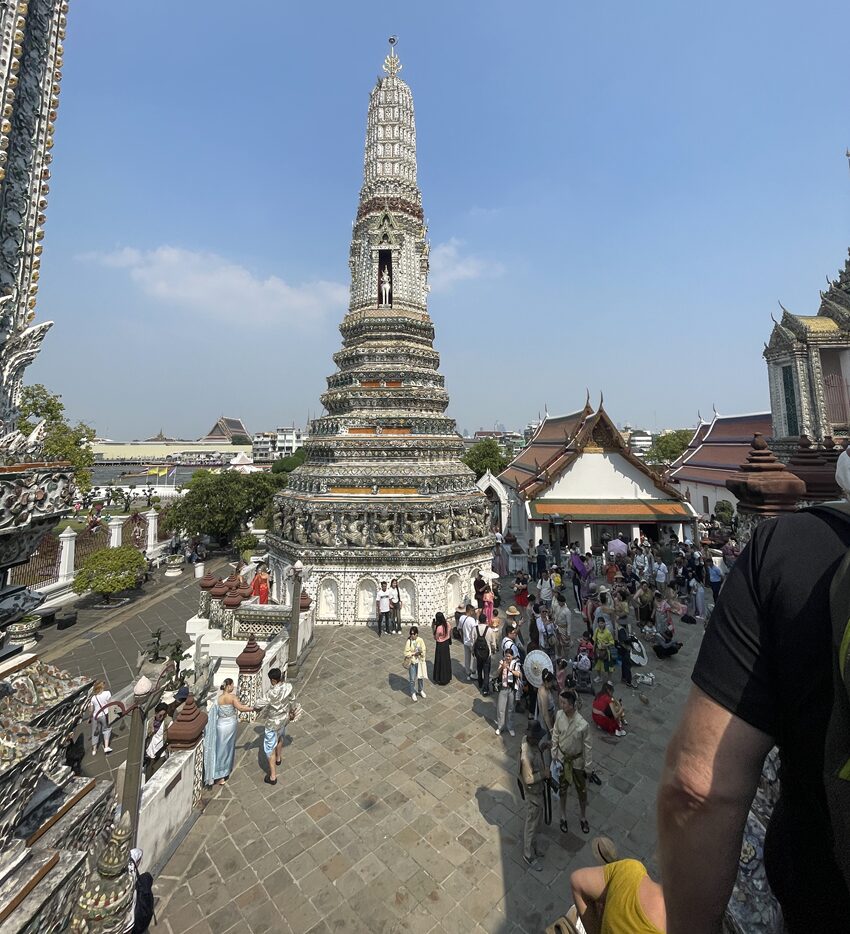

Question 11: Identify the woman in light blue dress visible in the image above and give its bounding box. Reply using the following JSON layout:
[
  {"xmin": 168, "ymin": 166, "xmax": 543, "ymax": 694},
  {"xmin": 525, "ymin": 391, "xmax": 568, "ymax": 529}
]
[{"xmin": 204, "ymin": 678, "xmax": 253, "ymax": 786}]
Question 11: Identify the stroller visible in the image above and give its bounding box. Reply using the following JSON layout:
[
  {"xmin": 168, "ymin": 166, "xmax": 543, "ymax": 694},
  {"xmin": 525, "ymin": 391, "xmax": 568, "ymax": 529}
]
[{"xmin": 573, "ymin": 638, "xmax": 595, "ymax": 694}]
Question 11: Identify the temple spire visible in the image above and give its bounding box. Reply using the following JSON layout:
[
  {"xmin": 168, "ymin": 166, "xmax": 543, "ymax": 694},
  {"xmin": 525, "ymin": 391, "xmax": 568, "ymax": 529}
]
[{"xmin": 383, "ymin": 36, "xmax": 402, "ymax": 77}]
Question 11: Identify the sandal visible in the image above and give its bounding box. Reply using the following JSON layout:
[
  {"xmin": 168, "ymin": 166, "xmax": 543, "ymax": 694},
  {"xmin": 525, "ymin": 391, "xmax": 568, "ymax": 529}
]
[
  {"xmin": 580, "ymin": 819, "xmax": 590, "ymax": 834},
  {"xmin": 559, "ymin": 819, "xmax": 569, "ymax": 834},
  {"xmin": 275, "ymin": 756, "xmax": 281, "ymax": 766},
  {"xmin": 264, "ymin": 776, "xmax": 277, "ymax": 785}
]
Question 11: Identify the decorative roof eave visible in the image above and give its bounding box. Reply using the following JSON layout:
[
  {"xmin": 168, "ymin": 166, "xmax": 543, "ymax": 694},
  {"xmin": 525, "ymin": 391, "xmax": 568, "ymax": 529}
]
[
  {"xmin": 515, "ymin": 403, "xmax": 686, "ymax": 504},
  {"xmin": 498, "ymin": 403, "xmax": 593, "ymax": 492}
]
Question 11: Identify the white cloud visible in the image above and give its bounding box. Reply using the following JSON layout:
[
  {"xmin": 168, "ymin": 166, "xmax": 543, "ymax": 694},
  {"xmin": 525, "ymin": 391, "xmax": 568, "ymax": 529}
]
[
  {"xmin": 429, "ymin": 238, "xmax": 503, "ymax": 292},
  {"xmin": 84, "ymin": 246, "xmax": 347, "ymax": 328}
]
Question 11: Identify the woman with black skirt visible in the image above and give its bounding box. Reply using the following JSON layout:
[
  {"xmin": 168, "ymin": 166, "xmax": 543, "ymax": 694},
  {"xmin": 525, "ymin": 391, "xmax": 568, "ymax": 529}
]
[{"xmin": 432, "ymin": 612, "xmax": 452, "ymax": 685}]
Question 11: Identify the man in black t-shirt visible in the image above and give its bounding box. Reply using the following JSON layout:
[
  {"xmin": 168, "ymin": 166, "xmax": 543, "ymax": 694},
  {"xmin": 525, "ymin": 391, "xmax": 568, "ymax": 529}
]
[{"xmin": 658, "ymin": 509, "xmax": 850, "ymax": 934}]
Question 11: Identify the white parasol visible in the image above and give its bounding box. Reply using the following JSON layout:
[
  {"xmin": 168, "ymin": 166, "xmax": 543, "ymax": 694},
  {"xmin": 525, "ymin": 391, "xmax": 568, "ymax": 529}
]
[
  {"xmin": 629, "ymin": 638, "xmax": 648, "ymax": 667},
  {"xmin": 523, "ymin": 649, "xmax": 553, "ymax": 688}
]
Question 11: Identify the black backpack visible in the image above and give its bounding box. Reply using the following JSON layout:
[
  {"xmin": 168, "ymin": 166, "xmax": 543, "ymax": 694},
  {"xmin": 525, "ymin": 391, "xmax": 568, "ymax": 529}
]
[
  {"xmin": 807, "ymin": 503, "xmax": 850, "ymax": 895},
  {"xmin": 473, "ymin": 624, "xmax": 490, "ymax": 663},
  {"xmin": 133, "ymin": 870, "xmax": 155, "ymax": 932}
]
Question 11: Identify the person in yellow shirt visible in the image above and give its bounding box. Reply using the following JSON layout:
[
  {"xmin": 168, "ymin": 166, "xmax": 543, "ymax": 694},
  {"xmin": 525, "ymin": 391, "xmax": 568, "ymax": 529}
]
[{"xmin": 569, "ymin": 857, "xmax": 666, "ymax": 934}]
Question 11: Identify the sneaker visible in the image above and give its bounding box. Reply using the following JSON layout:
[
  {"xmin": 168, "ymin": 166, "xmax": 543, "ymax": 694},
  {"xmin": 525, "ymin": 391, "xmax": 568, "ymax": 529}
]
[
  {"xmin": 614, "ymin": 729, "xmax": 626, "ymax": 737},
  {"xmin": 495, "ymin": 728, "xmax": 501, "ymax": 736},
  {"xmin": 411, "ymin": 693, "xmax": 418, "ymax": 702},
  {"xmin": 419, "ymin": 690, "xmax": 426, "ymax": 699},
  {"xmin": 91, "ymin": 748, "xmax": 97, "ymax": 756},
  {"xmin": 103, "ymin": 746, "xmax": 113, "ymax": 753},
  {"xmin": 522, "ymin": 855, "xmax": 542, "ymax": 871},
  {"xmin": 508, "ymin": 729, "xmax": 516, "ymax": 737}
]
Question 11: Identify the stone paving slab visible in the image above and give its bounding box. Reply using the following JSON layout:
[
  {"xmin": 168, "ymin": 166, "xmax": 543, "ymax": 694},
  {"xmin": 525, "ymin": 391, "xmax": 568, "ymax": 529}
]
[{"xmin": 158, "ymin": 612, "xmax": 704, "ymax": 934}]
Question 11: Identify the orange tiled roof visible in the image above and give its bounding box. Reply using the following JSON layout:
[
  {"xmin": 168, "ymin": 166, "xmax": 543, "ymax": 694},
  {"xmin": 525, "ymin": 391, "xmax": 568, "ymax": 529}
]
[{"xmin": 529, "ymin": 500, "xmax": 694, "ymax": 521}]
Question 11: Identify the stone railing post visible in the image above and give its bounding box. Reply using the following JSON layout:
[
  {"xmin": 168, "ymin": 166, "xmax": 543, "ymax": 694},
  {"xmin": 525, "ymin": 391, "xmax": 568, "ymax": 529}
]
[
  {"xmin": 167, "ymin": 694, "xmax": 208, "ymax": 808},
  {"xmin": 57, "ymin": 525, "xmax": 77, "ymax": 584},
  {"xmin": 208, "ymin": 581, "xmax": 229, "ymax": 630},
  {"xmin": 108, "ymin": 515, "xmax": 124, "ymax": 548},
  {"xmin": 220, "ymin": 589, "xmax": 243, "ymax": 640},
  {"xmin": 236, "ymin": 633, "xmax": 265, "ymax": 722},
  {"xmin": 197, "ymin": 573, "xmax": 218, "ymax": 619},
  {"xmin": 144, "ymin": 509, "xmax": 159, "ymax": 555}
]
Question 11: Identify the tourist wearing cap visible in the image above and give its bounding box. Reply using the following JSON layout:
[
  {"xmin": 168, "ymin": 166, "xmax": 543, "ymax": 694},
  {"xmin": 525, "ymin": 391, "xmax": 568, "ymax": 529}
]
[
  {"xmin": 204, "ymin": 677, "xmax": 254, "ymax": 786},
  {"xmin": 432, "ymin": 612, "xmax": 452, "ymax": 686}
]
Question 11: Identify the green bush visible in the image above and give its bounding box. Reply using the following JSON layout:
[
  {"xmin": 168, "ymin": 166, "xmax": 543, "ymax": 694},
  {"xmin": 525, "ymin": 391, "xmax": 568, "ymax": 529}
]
[
  {"xmin": 234, "ymin": 533, "xmax": 259, "ymax": 556},
  {"xmin": 72, "ymin": 545, "xmax": 147, "ymax": 602}
]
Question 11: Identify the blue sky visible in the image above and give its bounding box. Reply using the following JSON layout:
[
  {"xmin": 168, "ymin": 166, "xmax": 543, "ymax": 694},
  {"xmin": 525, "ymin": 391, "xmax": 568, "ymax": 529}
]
[{"xmin": 28, "ymin": 0, "xmax": 850, "ymax": 439}]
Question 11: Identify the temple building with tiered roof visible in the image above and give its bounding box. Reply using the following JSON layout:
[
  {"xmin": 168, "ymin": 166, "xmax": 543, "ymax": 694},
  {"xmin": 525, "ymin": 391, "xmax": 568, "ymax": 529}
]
[
  {"xmin": 764, "ymin": 249, "xmax": 850, "ymax": 455},
  {"xmin": 266, "ymin": 40, "xmax": 492, "ymax": 624},
  {"xmin": 500, "ymin": 401, "xmax": 697, "ymax": 556},
  {"xmin": 667, "ymin": 411, "xmax": 772, "ymax": 515}
]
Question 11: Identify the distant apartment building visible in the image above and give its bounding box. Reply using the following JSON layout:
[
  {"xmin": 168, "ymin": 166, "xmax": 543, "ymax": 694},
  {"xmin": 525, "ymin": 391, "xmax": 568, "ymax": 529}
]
[
  {"xmin": 276, "ymin": 426, "xmax": 306, "ymax": 458},
  {"xmin": 621, "ymin": 425, "xmax": 653, "ymax": 458},
  {"xmin": 251, "ymin": 426, "xmax": 306, "ymax": 463}
]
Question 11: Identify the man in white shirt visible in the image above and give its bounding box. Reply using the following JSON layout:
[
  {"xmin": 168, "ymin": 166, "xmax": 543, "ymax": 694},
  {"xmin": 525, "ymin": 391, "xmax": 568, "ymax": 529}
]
[
  {"xmin": 461, "ymin": 603, "xmax": 478, "ymax": 680},
  {"xmin": 376, "ymin": 581, "xmax": 393, "ymax": 637},
  {"xmin": 538, "ymin": 570, "xmax": 554, "ymax": 609},
  {"xmin": 654, "ymin": 561, "xmax": 668, "ymax": 591}
]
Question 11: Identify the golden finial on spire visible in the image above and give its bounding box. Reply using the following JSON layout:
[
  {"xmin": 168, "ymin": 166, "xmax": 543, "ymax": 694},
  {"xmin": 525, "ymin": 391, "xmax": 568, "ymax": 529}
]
[{"xmin": 383, "ymin": 36, "xmax": 401, "ymax": 77}]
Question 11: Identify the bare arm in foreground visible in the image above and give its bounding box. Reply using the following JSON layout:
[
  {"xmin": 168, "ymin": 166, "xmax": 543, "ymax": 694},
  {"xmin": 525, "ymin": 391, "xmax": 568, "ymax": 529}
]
[{"xmin": 657, "ymin": 685, "xmax": 773, "ymax": 934}]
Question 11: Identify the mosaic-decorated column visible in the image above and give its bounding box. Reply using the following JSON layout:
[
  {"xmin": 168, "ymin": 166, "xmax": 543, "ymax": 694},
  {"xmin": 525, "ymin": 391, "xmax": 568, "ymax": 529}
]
[
  {"xmin": 236, "ymin": 633, "xmax": 265, "ymax": 722},
  {"xmin": 167, "ymin": 693, "xmax": 208, "ymax": 808}
]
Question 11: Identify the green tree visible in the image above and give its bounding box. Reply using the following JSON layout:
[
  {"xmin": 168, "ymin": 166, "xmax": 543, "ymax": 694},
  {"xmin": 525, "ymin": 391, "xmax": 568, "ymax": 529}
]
[
  {"xmin": 644, "ymin": 429, "xmax": 693, "ymax": 467},
  {"xmin": 163, "ymin": 469, "xmax": 287, "ymax": 544},
  {"xmin": 18, "ymin": 384, "xmax": 95, "ymax": 491},
  {"xmin": 72, "ymin": 545, "xmax": 147, "ymax": 602},
  {"xmin": 462, "ymin": 438, "xmax": 508, "ymax": 480},
  {"xmin": 714, "ymin": 500, "xmax": 734, "ymax": 526},
  {"xmin": 271, "ymin": 447, "xmax": 307, "ymax": 473}
]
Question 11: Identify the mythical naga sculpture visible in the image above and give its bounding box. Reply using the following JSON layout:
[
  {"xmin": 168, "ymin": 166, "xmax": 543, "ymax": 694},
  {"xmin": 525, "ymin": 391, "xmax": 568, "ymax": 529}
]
[
  {"xmin": 373, "ymin": 515, "xmax": 395, "ymax": 547},
  {"xmin": 344, "ymin": 514, "xmax": 367, "ymax": 546}
]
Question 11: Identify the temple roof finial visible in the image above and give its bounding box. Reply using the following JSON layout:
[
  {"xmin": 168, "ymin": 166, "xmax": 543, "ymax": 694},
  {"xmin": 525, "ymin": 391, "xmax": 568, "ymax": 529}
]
[{"xmin": 383, "ymin": 36, "xmax": 401, "ymax": 77}]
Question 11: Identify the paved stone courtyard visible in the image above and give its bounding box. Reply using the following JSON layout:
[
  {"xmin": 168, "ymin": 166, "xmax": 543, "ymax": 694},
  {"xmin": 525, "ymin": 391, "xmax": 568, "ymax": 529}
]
[{"xmin": 155, "ymin": 611, "xmax": 702, "ymax": 934}]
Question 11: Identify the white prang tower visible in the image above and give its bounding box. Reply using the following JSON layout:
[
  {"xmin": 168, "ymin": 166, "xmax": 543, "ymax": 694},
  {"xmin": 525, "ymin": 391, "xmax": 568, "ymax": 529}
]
[{"xmin": 267, "ymin": 38, "xmax": 493, "ymax": 625}]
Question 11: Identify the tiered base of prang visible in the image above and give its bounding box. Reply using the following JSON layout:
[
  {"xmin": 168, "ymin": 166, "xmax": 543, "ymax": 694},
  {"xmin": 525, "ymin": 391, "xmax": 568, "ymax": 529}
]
[{"xmin": 0, "ymin": 652, "xmax": 113, "ymax": 933}]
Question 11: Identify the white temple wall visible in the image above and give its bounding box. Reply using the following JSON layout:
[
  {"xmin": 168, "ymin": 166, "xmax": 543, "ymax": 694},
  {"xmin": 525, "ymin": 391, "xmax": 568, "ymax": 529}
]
[
  {"xmin": 288, "ymin": 555, "xmax": 488, "ymax": 626},
  {"xmin": 544, "ymin": 452, "xmax": 663, "ymax": 501}
]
